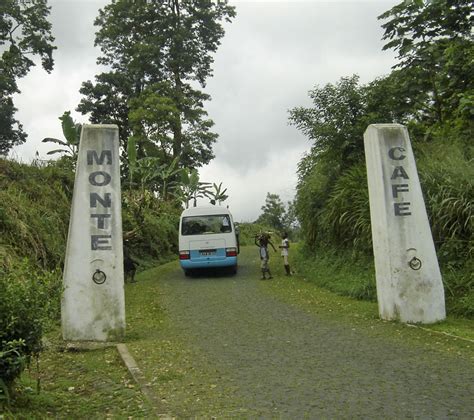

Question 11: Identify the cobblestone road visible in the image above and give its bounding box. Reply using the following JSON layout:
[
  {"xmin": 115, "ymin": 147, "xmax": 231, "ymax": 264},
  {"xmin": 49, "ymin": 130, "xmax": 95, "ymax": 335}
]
[{"xmin": 145, "ymin": 248, "xmax": 474, "ymax": 418}]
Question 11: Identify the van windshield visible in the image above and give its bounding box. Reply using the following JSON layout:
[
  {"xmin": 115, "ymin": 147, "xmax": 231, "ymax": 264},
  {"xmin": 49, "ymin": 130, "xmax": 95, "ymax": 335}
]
[{"xmin": 181, "ymin": 215, "xmax": 232, "ymax": 236}]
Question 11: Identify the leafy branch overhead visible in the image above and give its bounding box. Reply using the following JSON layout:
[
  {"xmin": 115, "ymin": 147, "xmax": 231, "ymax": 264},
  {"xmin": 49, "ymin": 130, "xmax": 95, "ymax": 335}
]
[
  {"xmin": 0, "ymin": 0, "xmax": 56, "ymax": 155},
  {"xmin": 378, "ymin": 0, "xmax": 473, "ymax": 125}
]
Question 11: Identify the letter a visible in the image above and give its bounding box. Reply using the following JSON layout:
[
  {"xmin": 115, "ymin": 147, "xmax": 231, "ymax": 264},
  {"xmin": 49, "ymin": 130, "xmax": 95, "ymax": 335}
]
[{"xmin": 391, "ymin": 166, "xmax": 409, "ymax": 180}]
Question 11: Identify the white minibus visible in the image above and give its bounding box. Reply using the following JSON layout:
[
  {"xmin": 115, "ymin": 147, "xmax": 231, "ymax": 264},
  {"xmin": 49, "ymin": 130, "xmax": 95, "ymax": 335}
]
[{"xmin": 178, "ymin": 206, "xmax": 239, "ymax": 275}]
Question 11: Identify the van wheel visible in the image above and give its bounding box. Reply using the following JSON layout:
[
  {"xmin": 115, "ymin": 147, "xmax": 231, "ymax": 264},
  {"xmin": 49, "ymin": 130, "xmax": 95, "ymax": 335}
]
[{"xmin": 184, "ymin": 270, "xmax": 190, "ymax": 277}]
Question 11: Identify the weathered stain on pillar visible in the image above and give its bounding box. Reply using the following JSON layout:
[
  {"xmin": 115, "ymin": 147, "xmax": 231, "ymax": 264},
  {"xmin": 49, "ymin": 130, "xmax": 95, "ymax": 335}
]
[
  {"xmin": 62, "ymin": 124, "xmax": 125, "ymax": 341},
  {"xmin": 364, "ymin": 124, "xmax": 445, "ymax": 324}
]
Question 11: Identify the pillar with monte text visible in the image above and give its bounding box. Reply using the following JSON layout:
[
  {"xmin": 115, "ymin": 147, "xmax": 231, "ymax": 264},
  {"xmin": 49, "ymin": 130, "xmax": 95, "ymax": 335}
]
[
  {"xmin": 62, "ymin": 124, "xmax": 125, "ymax": 341},
  {"xmin": 364, "ymin": 124, "xmax": 445, "ymax": 324}
]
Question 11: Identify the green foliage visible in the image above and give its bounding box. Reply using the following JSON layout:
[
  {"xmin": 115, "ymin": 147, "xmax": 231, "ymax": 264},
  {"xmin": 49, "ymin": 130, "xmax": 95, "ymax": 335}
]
[
  {"xmin": 319, "ymin": 163, "xmax": 372, "ymax": 253},
  {"xmin": 289, "ymin": 73, "xmax": 420, "ymax": 177},
  {"xmin": 177, "ymin": 167, "xmax": 212, "ymax": 208},
  {"xmin": 0, "ymin": 96, "xmax": 26, "ymax": 156},
  {"xmin": 289, "ymin": 76, "xmax": 367, "ymax": 170},
  {"xmin": 256, "ymin": 193, "xmax": 286, "ymax": 231},
  {"xmin": 255, "ymin": 193, "xmax": 298, "ymax": 237},
  {"xmin": 418, "ymin": 139, "xmax": 473, "ymax": 266},
  {"xmin": 0, "ymin": 159, "xmax": 73, "ymax": 269},
  {"xmin": 378, "ymin": 0, "xmax": 474, "ymax": 125},
  {"xmin": 128, "ymin": 154, "xmax": 183, "ymax": 199},
  {"xmin": 293, "ymin": 245, "xmax": 377, "ymax": 302},
  {"xmin": 78, "ymin": 0, "xmax": 235, "ymax": 169},
  {"xmin": 292, "ymin": 0, "xmax": 473, "ymax": 318},
  {"xmin": 0, "ymin": 0, "xmax": 56, "ymax": 155},
  {"xmin": 122, "ymin": 190, "xmax": 180, "ymax": 268},
  {"xmin": 208, "ymin": 182, "xmax": 229, "ymax": 206},
  {"xmin": 42, "ymin": 111, "xmax": 81, "ymax": 160},
  {"xmin": 295, "ymin": 160, "xmax": 369, "ymax": 251},
  {"xmin": 0, "ymin": 259, "xmax": 62, "ymax": 396},
  {"xmin": 294, "ymin": 131, "xmax": 473, "ymax": 317},
  {"xmin": 236, "ymin": 222, "xmax": 278, "ymax": 247}
]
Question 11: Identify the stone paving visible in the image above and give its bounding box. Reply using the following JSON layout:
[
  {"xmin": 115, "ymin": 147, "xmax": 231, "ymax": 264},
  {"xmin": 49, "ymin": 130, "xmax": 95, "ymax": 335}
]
[{"xmin": 149, "ymin": 249, "xmax": 474, "ymax": 418}]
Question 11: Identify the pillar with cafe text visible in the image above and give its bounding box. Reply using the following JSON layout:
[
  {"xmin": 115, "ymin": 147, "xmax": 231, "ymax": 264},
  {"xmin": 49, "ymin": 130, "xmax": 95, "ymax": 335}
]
[
  {"xmin": 62, "ymin": 124, "xmax": 125, "ymax": 341},
  {"xmin": 363, "ymin": 124, "xmax": 445, "ymax": 324}
]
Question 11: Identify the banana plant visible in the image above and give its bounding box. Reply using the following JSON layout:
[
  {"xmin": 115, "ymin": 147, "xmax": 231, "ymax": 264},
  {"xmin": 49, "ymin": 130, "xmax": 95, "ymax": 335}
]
[
  {"xmin": 139, "ymin": 156, "xmax": 182, "ymax": 198},
  {"xmin": 127, "ymin": 137, "xmax": 183, "ymax": 198},
  {"xmin": 42, "ymin": 111, "xmax": 81, "ymax": 159},
  {"xmin": 209, "ymin": 182, "xmax": 229, "ymax": 205},
  {"xmin": 178, "ymin": 168, "xmax": 212, "ymax": 208}
]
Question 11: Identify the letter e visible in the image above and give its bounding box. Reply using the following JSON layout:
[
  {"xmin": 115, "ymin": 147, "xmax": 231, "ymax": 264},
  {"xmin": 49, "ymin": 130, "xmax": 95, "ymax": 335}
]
[{"xmin": 394, "ymin": 202, "xmax": 412, "ymax": 216}]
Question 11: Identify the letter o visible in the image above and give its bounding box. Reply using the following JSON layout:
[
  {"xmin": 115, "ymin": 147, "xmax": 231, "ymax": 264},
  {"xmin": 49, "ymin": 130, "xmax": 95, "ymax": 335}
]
[
  {"xmin": 388, "ymin": 147, "xmax": 406, "ymax": 160},
  {"xmin": 89, "ymin": 171, "xmax": 111, "ymax": 186}
]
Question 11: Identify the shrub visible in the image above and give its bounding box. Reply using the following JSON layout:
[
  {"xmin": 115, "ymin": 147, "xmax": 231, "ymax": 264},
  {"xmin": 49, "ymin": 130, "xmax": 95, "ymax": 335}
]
[
  {"xmin": 319, "ymin": 163, "xmax": 372, "ymax": 253},
  {"xmin": 122, "ymin": 190, "xmax": 181, "ymax": 268},
  {"xmin": 0, "ymin": 259, "xmax": 62, "ymax": 399}
]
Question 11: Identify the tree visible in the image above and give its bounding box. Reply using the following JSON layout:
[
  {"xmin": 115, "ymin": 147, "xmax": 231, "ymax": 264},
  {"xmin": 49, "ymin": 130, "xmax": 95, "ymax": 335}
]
[
  {"xmin": 378, "ymin": 0, "xmax": 473, "ymax": 126},
  {"xmin": 257, "ymin": 193, "xmax": 286, "ymax": 232},
  {"xmin": 78, "ymin": 0, "xmax": 235, "ymax": 170},
  {"xmin": 289, "ymin": 74, "xmax": 416, "ymax": 246},
  {"xmin": 282, "ymin": 199, "xmax": 298, "ymax": 232},
  {"xmin": 289, "ymin": 76, "xmax": 369, "ymax": 171},
  {"xmin": 0, "ymin": 0, "xmax": 55, "ymax": 155}
]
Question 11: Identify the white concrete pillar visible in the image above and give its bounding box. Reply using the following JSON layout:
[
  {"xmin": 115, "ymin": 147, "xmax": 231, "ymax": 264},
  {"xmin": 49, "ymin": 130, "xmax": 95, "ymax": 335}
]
[
  {"xmin": 364, "ymin": 124, "xmax": 445, "ymax": 324},
  {"xmin": 62, "ymin": 125, "xmax": 125, "ymax": 341}
]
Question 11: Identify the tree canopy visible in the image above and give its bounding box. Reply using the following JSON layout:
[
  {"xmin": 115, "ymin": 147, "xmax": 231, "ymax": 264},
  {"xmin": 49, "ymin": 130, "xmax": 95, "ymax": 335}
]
[
  {"xmin": 0, "ymin": 0, "xmax": 55, "ymax": 155},
  {"xmin": 77, "ymin": 0, "xmax": 235, "ymax": 169},
  {"xmin": 378, "ymin": 0, "xmax": 474, "ymax": 125}
]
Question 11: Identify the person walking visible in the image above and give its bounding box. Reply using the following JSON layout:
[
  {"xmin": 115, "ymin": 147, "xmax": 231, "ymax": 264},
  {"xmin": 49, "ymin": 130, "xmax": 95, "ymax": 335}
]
[
  {"xmin": 255, "ymin": 232, "xmax": 276, "ymax": 280},
  {"xmin": 279, "ymin": 232, "xmax": 291, "ymax": 276}
]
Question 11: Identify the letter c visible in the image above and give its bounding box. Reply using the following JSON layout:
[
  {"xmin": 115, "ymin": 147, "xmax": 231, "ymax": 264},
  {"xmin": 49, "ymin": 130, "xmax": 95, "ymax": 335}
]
[{"xmin": 388, "ymin": 147, "xmax": 406, "ymax": 160}]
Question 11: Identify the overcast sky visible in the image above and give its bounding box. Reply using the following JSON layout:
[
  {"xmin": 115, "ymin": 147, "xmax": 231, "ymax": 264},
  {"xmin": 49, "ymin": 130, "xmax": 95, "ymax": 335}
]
[{"xmin": 10, "ymin": 0, "xmax": 397, "ymax": 222}]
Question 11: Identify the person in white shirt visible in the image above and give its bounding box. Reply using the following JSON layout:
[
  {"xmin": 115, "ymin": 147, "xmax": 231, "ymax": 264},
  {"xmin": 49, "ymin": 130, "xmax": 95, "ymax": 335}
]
[{"xmin": 279, "ymin": 232, "xmax": 291, "ymax": 276}]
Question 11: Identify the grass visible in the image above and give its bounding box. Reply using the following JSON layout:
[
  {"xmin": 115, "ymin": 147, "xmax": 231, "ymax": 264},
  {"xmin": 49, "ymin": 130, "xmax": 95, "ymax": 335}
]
[
  {"xmin": 1, "ymin": 335, "xmax": 153, "ymax": 418},
  {"xmin": 290, "ymin": 244, "xmax": 474, "ymax": 342},
  {"xmin": 292, "ymin": 244, "xmax": 377, "ymax": 301}
]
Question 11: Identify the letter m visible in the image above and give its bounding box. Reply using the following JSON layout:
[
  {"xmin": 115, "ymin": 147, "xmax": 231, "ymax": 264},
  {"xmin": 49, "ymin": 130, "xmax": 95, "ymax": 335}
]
[{"xmin": 87, "ymin": 150, "xmax": 112, "ymax": 165}]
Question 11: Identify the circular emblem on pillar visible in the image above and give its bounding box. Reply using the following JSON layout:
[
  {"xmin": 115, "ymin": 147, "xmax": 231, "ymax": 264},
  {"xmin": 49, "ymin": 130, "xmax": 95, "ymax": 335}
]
[
  {"xmin": 408, "ymin": 257, "xmax": 422, "ymax": 271},
  {"xmin": 92, "ymin": 269, "xmax": 107, "ymax": 284}
]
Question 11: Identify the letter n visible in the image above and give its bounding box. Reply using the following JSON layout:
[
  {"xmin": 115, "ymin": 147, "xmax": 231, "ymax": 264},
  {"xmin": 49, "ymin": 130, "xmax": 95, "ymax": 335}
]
[{"xmin": 90, "ymin": 193, "xmax": 111, "ymax": 208}]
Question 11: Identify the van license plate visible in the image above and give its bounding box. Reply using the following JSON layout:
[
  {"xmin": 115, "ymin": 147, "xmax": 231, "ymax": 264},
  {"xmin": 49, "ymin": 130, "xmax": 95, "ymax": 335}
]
[{"xmin": 200, "ymin": 250, "xmax": 215, "ymax": 256}]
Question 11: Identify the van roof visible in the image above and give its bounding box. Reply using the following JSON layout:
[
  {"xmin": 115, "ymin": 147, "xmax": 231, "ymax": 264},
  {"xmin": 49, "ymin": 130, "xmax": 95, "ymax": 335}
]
[{"xmin": 181, "ymin": 206, "xmax": 232, "ymax": 217}]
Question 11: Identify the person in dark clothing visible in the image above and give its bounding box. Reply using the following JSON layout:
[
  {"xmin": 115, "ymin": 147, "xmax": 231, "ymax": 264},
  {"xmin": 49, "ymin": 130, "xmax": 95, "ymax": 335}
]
[
  {"xmin": 255, "ymin": 232, "xmax": 276, "ymax": 280},
  {"xmin": 123, "ymin": 245, "xmax": 137, "ymax": 283}
]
